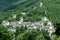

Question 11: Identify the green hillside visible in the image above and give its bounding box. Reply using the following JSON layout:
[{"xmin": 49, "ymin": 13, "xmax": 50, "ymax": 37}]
[
  {"xmin": 0, "ymin": 0, "xmax": 60, "ymax": 23},
  {"xmin": 0, "ymin": 0, "xmax": 60, "ymax": 40},
  {"xmin": 0, "ymin": 0, "xmax": 28, "ymax": 11},
  {"xmin": 0, "ymin": 0, "xmax": 40, "ymax": 11}
]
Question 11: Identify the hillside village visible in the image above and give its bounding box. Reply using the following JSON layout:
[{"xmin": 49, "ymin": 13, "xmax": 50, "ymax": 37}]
[
  {"xmin": 2, "ymin": 14, "xmax": 55, "ymax": 39},
  {"xmin": 1, "ymin": 15, "xmax": 55, "ymax": 40},
  {"xmin": 2, "ymin": 2, "xmax": 55, "ymax": 33},
  {"xmin": 2, "ymin": 14, "xmax": 55, "ymax": 31},
  {"xmin": 0, "ymin": 1, "xmax": 59, "ymax": 40}
]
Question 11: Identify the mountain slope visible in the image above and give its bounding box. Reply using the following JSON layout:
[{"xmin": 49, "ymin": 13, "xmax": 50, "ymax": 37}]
[
  {"xmin": 0, "ymin": 0, "xmax": 60, "ymax": 23},
  {"xmin": 0, "ymin": 0, "xmax": 40, "ymax": 11}
]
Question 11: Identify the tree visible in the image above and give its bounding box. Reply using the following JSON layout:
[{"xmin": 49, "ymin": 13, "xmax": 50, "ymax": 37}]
[
  {"xmin": 0, "ymin": 25, "xmax": 14, "ymax": 40},
  {"xmin": 17, "ymin": 29, "xmax": 50, "ymax": 40}
]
